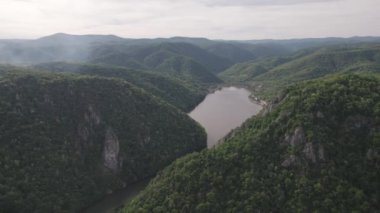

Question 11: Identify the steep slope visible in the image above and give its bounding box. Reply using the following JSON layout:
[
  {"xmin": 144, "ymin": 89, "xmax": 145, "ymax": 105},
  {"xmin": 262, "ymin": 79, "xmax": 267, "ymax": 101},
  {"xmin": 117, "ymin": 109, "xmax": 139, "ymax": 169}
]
[
  {"xmin": 206, "ymin": 43, "xmax": 290, "ymax": 63},
  {"xmin": 205, "ymin": 43, "xmax": 257, "ymax": 63},
  {"xmin": 34, "ymin": 62, "xmax": 206, "ymax": 112},
  {"xmin": 257, "ymin": 44, "xmax": 380, "ymax": 81},
  {"xmin": 89, "ymin": 42, "xmax": 232, "ymax": 75},
  {"xmin": 220, "ymin": 44, "xmax": 380, "ymax": 98},
  {"xmin": 155, "ymin": 56, "xmax": 222, "ymax": 83},
  {"xmin": 0, "ymin": 71, "xmax": 206, "ymax": 212},
  {"xmin": 123, "ymin": 74, "xmax": 380, "ymax": 212},
  {"xmin": 220, "ymin": 57, "xmax": 291, "ymax": 82}
]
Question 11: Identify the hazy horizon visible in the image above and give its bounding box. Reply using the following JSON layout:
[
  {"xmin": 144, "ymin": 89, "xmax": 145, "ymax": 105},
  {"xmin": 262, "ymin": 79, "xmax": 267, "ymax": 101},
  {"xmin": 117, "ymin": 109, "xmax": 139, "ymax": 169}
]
[
  {"xmin": 1, "ymin": 32, "xmax": 380, "ymax": 41},
  {"xmin": 0, "ymin": 0, "xmax": 379, "ymax": 40}
]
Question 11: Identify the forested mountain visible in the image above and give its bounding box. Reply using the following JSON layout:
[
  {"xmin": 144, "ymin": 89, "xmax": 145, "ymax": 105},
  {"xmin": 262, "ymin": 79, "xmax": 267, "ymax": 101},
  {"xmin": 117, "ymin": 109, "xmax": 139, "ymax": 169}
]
[
  {"xmin": 154, "ymin": 56, "xmax": 222, "ymax": 83},
  {"xmin": 123, "ymin": 74, "xmax": 380, "ymax": 212},
  {"xmin": 244, "ymin": 36, "xmax": 380, "ymax": 52},
  {"xmin": 34, "ymin": 62, "xmax": 207, "ymax": 112},
  {"xmin": 88, "ymin": 42, "xmax": 231, "ymax": 74},
  {"xmin": 0, "ymin": 33, "xmax": 124, "ymax": 64},
  {"xmin": 0, "ymin": 70, "xmax": 206, "ymax": 212},
  {"xmin": 205, "ymin": 43, "xmax": 256, "ymax": 63},
  {"xmin": 2, "ymin": 33, "xmax": 378, "ymax": 68},
  {"xmin": 205, "ymin": 43, "xmax": 290, "ymax": 63},
  {"xmin": 220, "ymin": 44, "xmax": 380, "ymax": 98},
  {"xmin": 1, "ymin": 34, "xmax": 379, "ymax": 84},
  {"xmin": 1, "ymin": 33, "xmax": 380, "ymax": 213}
]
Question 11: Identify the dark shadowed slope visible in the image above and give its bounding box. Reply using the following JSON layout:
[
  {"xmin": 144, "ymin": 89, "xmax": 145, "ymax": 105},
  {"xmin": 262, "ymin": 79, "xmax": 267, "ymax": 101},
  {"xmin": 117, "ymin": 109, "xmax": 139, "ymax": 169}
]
[
  {"xmin": 0, "ymin": 71, "xmax": 206, "ymax": 213},
  {"xmin": 34, "ymin": 62, "xmax": 207, "ymax": 112}
]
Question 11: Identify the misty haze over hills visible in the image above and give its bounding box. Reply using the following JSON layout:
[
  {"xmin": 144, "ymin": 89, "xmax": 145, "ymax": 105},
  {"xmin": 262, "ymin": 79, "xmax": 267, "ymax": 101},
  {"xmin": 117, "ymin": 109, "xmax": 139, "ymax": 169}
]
[
  {"xmin": 0, "ymin": 0, "xmax": 380, "ymax": 211},
  {"xmin": 1, "ymin": 33, "xmax": 380, "ymax": 65},
  {"xmin": 0, "ymin": 30, "xmax": 379, "ymax": 212}
]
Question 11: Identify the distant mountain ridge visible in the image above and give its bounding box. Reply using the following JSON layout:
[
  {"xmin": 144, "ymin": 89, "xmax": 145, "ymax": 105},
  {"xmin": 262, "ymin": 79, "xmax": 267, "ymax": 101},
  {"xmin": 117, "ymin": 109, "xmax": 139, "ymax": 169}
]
[
  {"xmin": 1, "ymin": 33, "xmax": 379, "ymax": 64},
  {"xmin": 88, "ymin": 42, "xmax": 231, "ymax": 75},
  {"xmin": 220, "ymin": 44, "xmax": 380, "ymax": 98}
]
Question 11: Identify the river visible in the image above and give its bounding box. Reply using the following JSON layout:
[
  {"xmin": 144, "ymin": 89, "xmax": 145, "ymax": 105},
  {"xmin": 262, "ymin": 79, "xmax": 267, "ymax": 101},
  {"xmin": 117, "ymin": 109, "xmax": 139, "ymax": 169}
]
[
  {"xmin": 83, "ymin": 87, "xmax": 262, "ymax": 212},
  {"xmin": 82, "ymin": 179, "xmax": 150, "ymax": 213},
  {"xmin": 189, "ymin": 87, "xmax": 263, "ymax": 147}
]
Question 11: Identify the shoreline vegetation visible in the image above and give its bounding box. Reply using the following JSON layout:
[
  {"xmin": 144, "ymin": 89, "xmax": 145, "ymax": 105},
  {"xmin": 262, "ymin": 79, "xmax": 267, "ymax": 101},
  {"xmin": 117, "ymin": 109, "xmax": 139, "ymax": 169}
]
[
  {"xmin": 206, "ymin": 83, "xmax": 268, "ymax": 106},
  {"xmin": 123, "ymin": 74, "xmax": 380, "ymax": 212},
  {"xmin": 0, "ymin": 33, "xmax": 379, "ymax": 212}
]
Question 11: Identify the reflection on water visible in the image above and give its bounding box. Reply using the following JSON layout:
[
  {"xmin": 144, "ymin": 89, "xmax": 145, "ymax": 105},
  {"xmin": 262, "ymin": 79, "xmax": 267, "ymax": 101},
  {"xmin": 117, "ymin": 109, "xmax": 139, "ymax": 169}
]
[{"xmin": 189, "ymin": 87, "xmax": 262, "ymax": 148}]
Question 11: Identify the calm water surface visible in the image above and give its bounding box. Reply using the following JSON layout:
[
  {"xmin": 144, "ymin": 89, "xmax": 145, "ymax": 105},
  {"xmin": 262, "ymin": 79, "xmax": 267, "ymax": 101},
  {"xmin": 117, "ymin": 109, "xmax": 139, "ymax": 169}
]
[
  {"xmin": 189, "ymin": 87, "xmax": 262, "ymax": 148},
  {"xmin": 85, "ymin": 87, "xmax": 262, "ymax": 212}
]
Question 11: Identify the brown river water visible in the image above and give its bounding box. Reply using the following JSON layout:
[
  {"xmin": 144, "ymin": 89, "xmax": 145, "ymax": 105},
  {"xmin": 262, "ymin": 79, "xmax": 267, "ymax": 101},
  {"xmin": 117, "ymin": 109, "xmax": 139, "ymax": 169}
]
[
  {"xmin": 189, "ymin": 87, "xmax": 263, "ymax": 147},
  {"xmin": 83, "ymin": 87, "xmax": 263, "ymax": 212}
]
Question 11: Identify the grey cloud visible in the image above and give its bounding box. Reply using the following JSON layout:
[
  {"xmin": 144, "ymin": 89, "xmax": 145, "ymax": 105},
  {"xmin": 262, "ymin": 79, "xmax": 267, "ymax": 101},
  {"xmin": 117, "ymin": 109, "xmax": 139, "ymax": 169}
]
[
  {"xmin": 196, "ymin": 0, "xmax": 340, "ymax": 7},
  {"xmin": 0, "ymin": 0, "xmax": 379, "ymax": 40}
]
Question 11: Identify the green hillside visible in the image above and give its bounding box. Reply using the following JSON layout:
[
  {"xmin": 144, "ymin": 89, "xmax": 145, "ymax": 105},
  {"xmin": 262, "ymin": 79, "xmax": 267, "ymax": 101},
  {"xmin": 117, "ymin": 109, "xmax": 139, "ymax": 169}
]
[
  {"xmin": 205, "ymin": 43, "xmax": 257, "ymax": 63},
  {"xmin": 89, "ymin": 42, "xmax": 231, "ymax": 76},
  {"xmin": 34, "ymin": 62, "xmax": 207, "ymax": 112},
  {"xmin": 0, "ymin": 71, "xmax": 206, "ymax": 212},
  {"xmin": 220, "ymin": 57, "xmax": 291, "ymax": 82},
  {"xmin": 155, "ymin": 56, "xmax": 222, "ymax": 83},
  {"xmin": 257, "ymin": 45, "xmax": 380, "ymax": 80},
  {"xmin": 123, "ymin": 74, "xmax": 380, "ymax": 212},
  {"xmin": 220, "ymin": 44, "xmax": 380, "ymax": 99}
]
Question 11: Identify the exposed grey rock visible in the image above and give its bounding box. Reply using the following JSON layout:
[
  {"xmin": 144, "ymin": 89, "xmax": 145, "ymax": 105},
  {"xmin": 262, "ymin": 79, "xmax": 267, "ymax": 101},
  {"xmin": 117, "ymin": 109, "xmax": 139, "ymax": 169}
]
[
  {"xmin": 85, "ymin": 105, "xmax": 101, "ymax": 125},
  {"xmin": 281, "ymin": 155, "xmax": 297, "ymax": 168},
  {"xmin": 284, "ymin": 127, "xmax": 306, "ymax": 147},
  {"xmin": 103, "ymin": 128, "xmax": 120, "ymax": 173},
  {"xmin": 303, "ymin": 142, "xmax": 317, "ymax": 163}
]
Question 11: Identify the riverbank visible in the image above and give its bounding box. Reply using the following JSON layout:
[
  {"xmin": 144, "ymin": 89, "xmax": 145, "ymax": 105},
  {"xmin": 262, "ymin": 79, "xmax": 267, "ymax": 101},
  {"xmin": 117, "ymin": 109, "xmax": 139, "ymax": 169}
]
[
  {"xmin": 82, "ymin": 179, "xmax": 151, "ymax": 213},
  {"xmin": 84, "ymin": 85, "xmax": 266, "ymax": 212},
  {"xmin": 189, "ymin": 86, "xmax": 263, "ymax": 148},
  {"xmin": 215, "ymin": 83, "xmax": 269, "ymax": 106}
]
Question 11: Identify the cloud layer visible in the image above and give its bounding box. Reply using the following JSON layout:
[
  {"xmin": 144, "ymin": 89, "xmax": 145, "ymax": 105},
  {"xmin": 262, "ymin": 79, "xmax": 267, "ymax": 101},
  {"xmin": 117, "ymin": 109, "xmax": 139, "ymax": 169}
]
[
  {"xmin": 196, "ymin": 0, "xmax": 340, "ymax": 6},
  {"xmin": 0, "ymin": 0, "xmax": 379, "ymax": 39}
]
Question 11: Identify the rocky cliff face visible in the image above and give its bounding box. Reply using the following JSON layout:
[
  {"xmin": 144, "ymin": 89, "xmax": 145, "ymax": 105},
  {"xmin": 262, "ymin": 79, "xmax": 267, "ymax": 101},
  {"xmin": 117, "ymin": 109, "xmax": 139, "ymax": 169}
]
[
  {"xmin": 123, "ymin": 74, "xmax": 380, "ymax": 213},
  {"xmin": 103, "ymin": 128, "xmax": 121, "ymax": 173},
  {"xmin": 0, "ymin": 72, "xmax": 207, "ymax": 213}
]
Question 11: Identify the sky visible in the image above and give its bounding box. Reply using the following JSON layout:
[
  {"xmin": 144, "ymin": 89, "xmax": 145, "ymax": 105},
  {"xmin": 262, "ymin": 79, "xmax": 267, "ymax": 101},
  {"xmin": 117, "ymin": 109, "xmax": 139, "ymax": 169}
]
[{"xmin": 0, "ymin": 0, "xmax": 379, "ymax": 40}]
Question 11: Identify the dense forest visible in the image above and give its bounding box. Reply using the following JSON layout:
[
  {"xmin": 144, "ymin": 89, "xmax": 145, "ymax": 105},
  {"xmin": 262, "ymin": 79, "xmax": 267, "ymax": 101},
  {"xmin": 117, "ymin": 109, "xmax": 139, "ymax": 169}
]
[
  {"xmin": 0, "ymin": 70, "xmax": 206, "ymax": 212},
  {"xmin": 123, "ymin": 74, "xmax": 380, "ymax": 212},
  {"xmin": 33, "ymin": 62, "xmax": 207, "ymax": 112},
  {"xmin": 220, "ymin": 44, "xmax": 380, "ymax": 99},
  {"xmin": 0, "ymin": 33, "xmax": 379, "ymax": 213}
]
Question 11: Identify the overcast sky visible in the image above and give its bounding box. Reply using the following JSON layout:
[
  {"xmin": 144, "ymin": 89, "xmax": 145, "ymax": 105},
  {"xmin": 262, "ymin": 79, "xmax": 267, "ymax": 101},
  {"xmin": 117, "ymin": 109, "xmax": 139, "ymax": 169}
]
[{"xmin": 0, "ymin": 0, "xmax": 379, "ymax": 40}]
